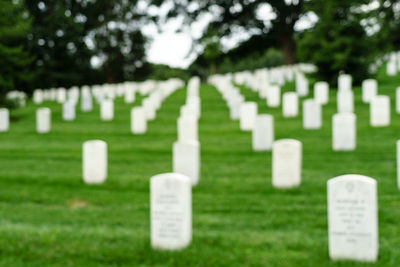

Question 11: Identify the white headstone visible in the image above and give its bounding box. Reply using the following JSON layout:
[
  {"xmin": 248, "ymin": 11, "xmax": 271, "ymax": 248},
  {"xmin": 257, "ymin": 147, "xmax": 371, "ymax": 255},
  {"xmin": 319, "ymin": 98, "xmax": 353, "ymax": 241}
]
[
  {"xmin": 282, "ymin": 92, "xmax": 298, "ymax": 118},
  {"xmin": 81, "ymin": 93, "xmax": 93, "ymax": 112},
  {"xmin": 252, "ymin": 115, "xmax": 274, "ymax": 151},
  {"xmin": 296, "ymin": 73, "xmax": 309, "ymax": 97},
  {"xmin": 370, "ymin": 95, "xmax": 390, "ymax": 127},
  {"xmin": 314, "ymin": 81, "xmax": 329, "ymax": 105},
  {"xmin": 396, "ymin": 87, "xmax": 400, "ymax": 114},
  {"xmin": 267, "ymin": 85, "xmax": 281, "ymax": 107},
  {"xmin": 36, "ymin": 108, "xmax": 51, "ymax": 134},
  {"xmin": 57, "ymin": 88, "xmax": 67, "ymax": 104},
  {"xmin": 82, "ymin": 140, "xmax": 107, "ymax": 184},
  {"xmin": 0, "ymin": 108, "xmax": 9, "ymax": 132},
  {"xmin": 362, "ymin": 79, "xmax": 377, "ymax": 103},
  {"xmin": 303, "ymin": 99, "xmax": 322, "ymax": 129},
  {"xmin": 62, "ymin": 101, "xmax": 76, "ymax": 121},
  {"xmin": 125, "ymin": 87, "xmax": 135, "ymax": 104},
  {"xmin": 397, "ymin": 140, "xmax": 400, "ymax": 189},
  {"xmin": 338, "ymin": 74, "xmax": 352, "ymax": 91},
  {"xmin": 143, "ymin": 99, "xmax": 156, "ymax": 121},
  {"xmin": 239, "ymin": 102, "xmax": 257, "ymax": 131},
  {"xmin": 131, "ymin": 107, "xmax": 147, "ymax": 134},
  {"xmin": 387, "ymin": 60, "xmax": 397, "ymax": 76},
  {"xmin": 332, "ymin": 113, "xmax": 356, "ymax": 151},
  {"xmin": 272, "ymin": 139, "xmax": 302, "ymax": 188},
  {"xmin": 178, "ymin": 116, "xmax": 198, "ymax": 142},
  {"xmin": 328, "ymin": 174, "xmax": 378, "ymax": 262},
  {"xmin": 173, "ymin": 140, "xmax": 200, "ymax": 186},
  {"xmin": 100, "ymin": 99, "xmax": 114, "ymax": 121},
  {"xmin": 33, "ymin": 90, "xmax": 44, "ymax": 104},
  {"xmin": 337, "ymin": 89, "xmax": 354, "ymax": 113},
  {"xmin": 187, "ymin": 97, "xmax": 201, "ymax": 119},
  {"xmin": 150, "ymin": 173, "xmax": 192, "ymax": 250}
]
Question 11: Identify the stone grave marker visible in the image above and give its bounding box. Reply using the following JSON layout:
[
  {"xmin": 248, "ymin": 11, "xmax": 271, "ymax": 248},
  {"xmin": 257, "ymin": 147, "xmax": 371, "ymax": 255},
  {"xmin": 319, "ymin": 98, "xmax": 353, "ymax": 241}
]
[
  {"xmin": 328, "ymin": 174, "xmax": 378, "ymax": 262},
  {"xmin": 82, "ymin": 140, "xmax": 107, "ymax": 184},
  {"xmin": 272, "ymin": 139, "xmax": 302, "ymax": 188},
  {"xmin": 150, "ymin": 173, "xmax": 192, "ymax": 250}
]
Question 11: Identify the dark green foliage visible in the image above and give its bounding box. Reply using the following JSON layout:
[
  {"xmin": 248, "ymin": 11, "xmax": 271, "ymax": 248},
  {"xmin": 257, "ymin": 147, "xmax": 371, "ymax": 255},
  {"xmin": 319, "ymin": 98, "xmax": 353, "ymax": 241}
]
[
  {"xmin": 297, "ymin": 0, "xmax": 378, "ymax": 86},
  {"xmin": 24, "ymin": 0, "xmax": 150, "ymax": 91},
  {"xmin": 0, "ymin": 0, "xmax": 32, "ymax": 103}
]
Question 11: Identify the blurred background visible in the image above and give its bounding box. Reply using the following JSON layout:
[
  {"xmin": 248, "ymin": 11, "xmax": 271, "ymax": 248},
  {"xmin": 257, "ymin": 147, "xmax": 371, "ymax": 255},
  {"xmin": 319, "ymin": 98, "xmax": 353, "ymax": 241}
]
[{"xmin": 1, "ymin": 0, "xmax": 399, "ymax": 103}]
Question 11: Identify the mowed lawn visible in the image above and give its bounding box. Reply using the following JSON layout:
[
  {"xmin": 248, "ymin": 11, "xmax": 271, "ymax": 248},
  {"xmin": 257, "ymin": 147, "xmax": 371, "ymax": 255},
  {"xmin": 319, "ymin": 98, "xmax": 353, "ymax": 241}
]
[{"xmin": 1, "ymin": 69, "xmax": 400, "ymax": 266}]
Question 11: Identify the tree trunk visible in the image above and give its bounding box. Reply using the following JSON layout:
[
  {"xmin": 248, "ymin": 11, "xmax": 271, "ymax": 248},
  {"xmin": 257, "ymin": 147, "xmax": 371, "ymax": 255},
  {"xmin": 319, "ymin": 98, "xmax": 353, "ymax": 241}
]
[{"xmin": 280, "ymin": 33, "xmax": 296, "ymax": 65}]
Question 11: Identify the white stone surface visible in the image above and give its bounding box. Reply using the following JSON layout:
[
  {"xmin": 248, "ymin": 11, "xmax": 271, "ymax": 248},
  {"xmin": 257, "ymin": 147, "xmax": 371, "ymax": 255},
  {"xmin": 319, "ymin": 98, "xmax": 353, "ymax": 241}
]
[
  {"xmin": 100, "ymin": 99, "xmax": 114, "ymax": 121},
  {"xmin": 252, "ymin": 115, "xmax": 274, "ymax": 151},
  {"xmin": 125, "ymin": 87, "xmax": 135, "ymax": 104},
  {"xmin": 267, "ymin": 85, "xmax": 281, "ymax": 107},
  {"xmin": 57, "ymin": 88, "xmax": 67, "ymax": 103},
  {"xmin": 150, "ymin": 173, "xmax": 192, "ymax": 250},
  {"xmin": 0, "ymin": 108, "xmax": 9, "ymax": 132},
  {"xmin": 362, "ymin": 79, "xmax": 377, "ymax": 103},
  {"xmin": 272, "ymin": 139, "xmax": 302, "ymax": 188},
  {"xmin": 332, "ymin": 113, "xmax": 356, "ymax": 151},
  {"xmin": 173, "ymin": 140, "xmax": 200, "ymax": 186},
  {"xmin": 303, "ymin": 99, "xmax": 322, "ymax": 129},
  {"xmin": 131, "ymin": 107, "xmax": 147, "ymax": 134},
  {"xmin": 187, "ymin": 97, "xmax": 201, "ymax": 119},
  {"xmin": 337, "ymin": 89, "xmax": 354, "ymax": 113},
  {"xmin": 387, "ymin": 60, "xmax": 397, "ymax": 76},
  {"xmin": 81, "ymin": 93, "xmax": 93, "ymax": 112},
  {"xmin": 178, "ymin": 115, "xmax": 198, "ymax": 142},
  {"xmin": 397, "ymin": 140, "xmax": 400, "ymax": 190},
  {"xmin": 396, "ymin": 87, "xmax": 400, "ymax": 114},
  {"xmin": 338, "ymin": 74, "xmax": 352, "ymax": 91},
  {"xmin": 239, "ymin": 102, "xmax": 257, "ymax": 131},
  {"xmin": 36, "ymin": 108, "xmax": 51, "ymax": 134},
  {"xmin": 370, "ymin": 95, "xmax": 390, "ymax": 127},
  {"xmin": 82, "ymin": 140, "xmax": 107, "ymax": 184},
  {"xmin": 314, "ymin": 81, "xmax": 329, "ymax": 104},
  {"xmin": 282, "ymin": 92, "xmax": 298, "ymax": 118},
  {"xmin": 296, "ymin": 73, "xmax": 309, "ymax": 97},
  {"xmin": 328, "ymin": 174, "xmax": 378, "ymax": 262},
  {"xmin": 62, "ymin": 101, "xmax": 76, "ymax": 121},
  {"xmin": 33, "ymin": 90, "xmax": 44, "ymax": 104}
]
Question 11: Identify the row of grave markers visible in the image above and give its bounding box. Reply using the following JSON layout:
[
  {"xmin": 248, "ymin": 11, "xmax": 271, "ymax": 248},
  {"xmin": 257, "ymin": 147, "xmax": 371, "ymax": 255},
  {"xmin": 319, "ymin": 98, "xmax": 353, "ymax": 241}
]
[
  {"xmin": 2, "ymin": 58, "xmax": 400, "ymax": 262},
  {"xmin": 203, "ymin": 60, "xmax": 400, "ymax": 262}
]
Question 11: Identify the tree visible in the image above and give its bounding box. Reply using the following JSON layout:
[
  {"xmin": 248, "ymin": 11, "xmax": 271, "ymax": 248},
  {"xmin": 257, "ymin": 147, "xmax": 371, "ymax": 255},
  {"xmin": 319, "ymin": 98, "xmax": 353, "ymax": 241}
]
[
  {"xmin": 150, "ymin": 0, "xmax": 305, "ymax": 65},
  {"xmin": 0, "ymin": 0, "xmax": 32, "ymax": 103},
  {"xmin": 24, "ymin": 0, "xmax": 150, "ymax": 90},
  {"xmin": 297, "ymin": 0, "xmax": 378, "ymax": 86}
]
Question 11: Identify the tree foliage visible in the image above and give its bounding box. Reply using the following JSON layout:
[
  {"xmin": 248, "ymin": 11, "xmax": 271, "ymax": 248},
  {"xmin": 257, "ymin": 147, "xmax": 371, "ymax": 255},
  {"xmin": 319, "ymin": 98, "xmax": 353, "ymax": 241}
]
[
  {"xmin": 150, "ymin": 0, "xmax": 305, "ymax": 65},
  {"xmin": 0, "ymin": 0, "xmax": 32, "ymax": 103},
  {"xmin": 24, "ymin": 0, "xmax": 150, "ymax": 91},
  {"xmin": 297, "ymin": 0, "xmax": 378, "ymax": 86}
]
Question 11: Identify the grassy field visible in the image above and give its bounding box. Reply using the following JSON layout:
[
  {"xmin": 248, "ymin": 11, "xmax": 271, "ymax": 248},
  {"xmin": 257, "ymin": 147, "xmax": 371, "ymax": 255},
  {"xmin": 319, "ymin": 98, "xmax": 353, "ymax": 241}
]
[{"xmin": 1, "ymin": 69, "xmax": 400, "ymax": 266}]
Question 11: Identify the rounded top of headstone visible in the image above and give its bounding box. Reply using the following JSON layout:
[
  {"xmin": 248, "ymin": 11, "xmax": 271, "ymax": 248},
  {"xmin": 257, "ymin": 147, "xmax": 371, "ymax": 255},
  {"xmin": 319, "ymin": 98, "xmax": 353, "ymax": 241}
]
[
  {"xmin": 333, "ymin": 112, "xmax": 356, "ymax": 119},
  {"xmin": 38, "ymin": 107, "xmax": 51, "ymax": 112},
  {"xmin": 257, "ymin": 114, "xmax": 273, "ymax": 120},
  {"xmin": 284, "ymin": 91, "xmax": 298, "ymax": 97},
  {"xmin": 83, "ymin": 140, "xmax": 107, "ymax": 147},
  {"xmin": 373, "ymin": 95, "xmax": 389, "ymax": 101},
  {"xmin": 273, "ymin": 139, "xmax": 302, "ymax": 147},
  {"xmin": 150, "ymin": 172, "xmax": 191, "ymax": 185},
  {"xmin": 328, "ymin": 174, "xmax": 376, "ymax": 186}
]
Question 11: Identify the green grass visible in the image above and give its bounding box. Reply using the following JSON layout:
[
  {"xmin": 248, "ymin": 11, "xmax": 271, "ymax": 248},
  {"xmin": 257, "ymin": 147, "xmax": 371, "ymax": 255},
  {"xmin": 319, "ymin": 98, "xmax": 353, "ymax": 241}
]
[{"xmin": 1, "ymin": 68, "xmax": 400, "ymax": 266}]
